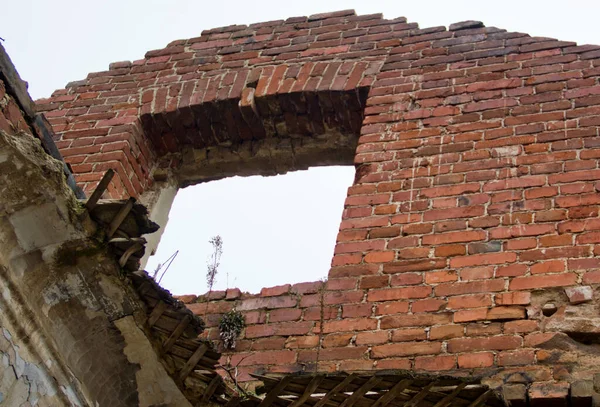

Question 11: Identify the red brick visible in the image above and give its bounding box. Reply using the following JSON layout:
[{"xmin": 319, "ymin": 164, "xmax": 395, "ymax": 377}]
[
  {"xmin": 496, "ymin": 264, "xmax": 528, "ymax": 277},
  {"xmin": 412, "ymin": 298, "xmax": 446, "ymax": 313},
  {"xmin": 449, "ymin": 252, "xmax": 517, "ymax": 268},
  {"xmin": 504, "ymin": 320, "xmax": 539, "ymax": 333},
  {"xmin": 434, "ymin": 244, "xmax": 466, "ymax": 257},
  {"xmin": 583, "ymin": 270, "xmax": 600, "ymax": 284},
  {"xmin": 371, "ymin": 342, "xmax": 442, "ymax": 358},
  {"xmin": 304, "ymin": 347, "xmax": 368, "ymax": 362},
  {"xmin": 495, "ymin": 292, "xmax": 531, "ymax": 305},
  {"xmin": 326, "ymin": 278, "xmax": 357, "ymax": 291},
  {"xmin": 375, "ymin": 301, "xmax": 409, "ymax": 315},
  {"xmin": 322, "ymin": 333, "xmax": 353, "ymax": 348},
  {"xmin": 364, "ymin": 251, "xmax": 395, "ymax": 263},
  {"xmin": 423, "ymin": 206, "xmax": 485, "ymax": 221},
  {"xmin": 448, "ymin": 335, "xmax": 523, "ymax": 352},
  {"xmin": 335, "ymin": 240, "xmax": 386, "ymax": 254},
  {"xmin": 251, "ymin": 337, "xmax": 287, "ymax": 350},
  {"xmin": 269, "ymin": 308, "xmax": 302, "ymax": 322},
  {"xmin": 460, "ymin": 266, "xmax": 494, "ymax": 280},
  {"xmin": 390, "ymin": 273, "xmax": 423, "ymax": 286},
  {"xmin": 391, "ymin": 328, "xmax": 427, "ymax": 342},
  {"xmin": 342, "ymin": 304, "xmax": 372, "ymax": 318},
  {"xmin": 303, "ymin": 306, "xmax": 337, "ymax": 321},
  {"xmin": 434, "ymin": 280, "xmax": 505, "ymax": 296},
  {"xmin": 457, "ymin": 352, "xmax": 495, "ymax": 368},
  {"xmin": 486, "ymin": 306, "xmax": 526, "ymax": 320},
  {"xmin": 322, "ymin": 318, "xmax": 377, "ymax": 333},
  {"xmin": 359, "ymin": 275, "xmax": 389, "ymax": 289},
  {"xmin": 528, "ymin": 382, "xmax": 569, "ymax": 403},
  {"xmin": 414, "ymin": 355, "xmax": 456, "ymax": 371},
  {"xmin": 423, "ymin": 230, "xmax": 486, "ymax": 245},
  {"xmin": 530, "ymin": 260, "xmax": 565, "ymax": 274},
  {"xmin": 239, "ymin": 296, "xmax": 297, "ymax": 311},
  {"xmin": 355, "ymin": 331, "xmax": 389, "ymax": 346},
  {"xmin": 454, "ymin": 308, "xmax": 487, "ymax": 323},
  {"xmin": 376, "ymin": 358, "xmax": 412, "ymax": 370},
  {"xmin": 245, "ymin": 322, "xmax": 313, "ymax": 338},
  {"xmin": 367, "ymin": 286, "xmax": 432, "ymax": 301},
  {"xmin": 509, "ymin": 273, "xmax": 577, "ymax": 290},
  {"xmin": 285, "ymin": 336, "xmax": 319, "ymax": 349},
  {"xmin": 339, "ymin": 359, "xmax": 374, "ymax": 371},
  {"xmin": 430, "ymin": 325, "xmax": 464, "ymax": 340},
  {"xmin": 324, "ymin": 291, "xmax": 363, "ymax": 305},
  {"xmin": 381, "ymin": 313, "xmax": 452, "ymax": 329}
]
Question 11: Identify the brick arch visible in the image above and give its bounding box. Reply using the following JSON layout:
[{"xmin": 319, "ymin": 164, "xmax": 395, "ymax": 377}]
[{"xmin": 38, "ymin": 9, "xmax": 600, "ymax": 403}]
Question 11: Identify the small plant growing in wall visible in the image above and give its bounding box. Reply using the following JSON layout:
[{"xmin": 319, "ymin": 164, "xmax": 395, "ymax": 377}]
[
  {"xmin": 204, "ymin": 235, "xmax": 223, "ymax": 317},
  {"xmin": 219, "ymin": 309, "xmax": 245, "ymax": 349},
  {"xmin": 202, "ymin": 235, "xmax": 245, "ymax": 349}
]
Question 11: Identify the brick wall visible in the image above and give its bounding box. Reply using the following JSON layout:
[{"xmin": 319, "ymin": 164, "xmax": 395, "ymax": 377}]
[{"xmin": 40, "ymin": 9, "xmax": 600, "ymax": 397}]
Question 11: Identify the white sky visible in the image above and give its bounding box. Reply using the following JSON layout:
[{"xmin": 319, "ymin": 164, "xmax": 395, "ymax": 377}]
[{"xmin": 4, "ymin": 0, "xmax": 600, "ymax": 295}]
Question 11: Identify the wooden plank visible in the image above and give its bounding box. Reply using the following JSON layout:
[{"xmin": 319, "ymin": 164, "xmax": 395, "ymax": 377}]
[
  {"xmin": 86, "ymin": 169, "xmax": 114, "ymax": 211},
  {"xmin": 432, "ymin": 383, "xmax": 467, "ymax": 407},
  {"xmin": 339, "ymin": 376, "xmax": 383, "ymax": 407},
  {"xmin": 313, "ymin": 374, "xmax": 357, "ymax": 407},
  {"xmin": 224, "ymin": 396, "xmax": 240, "ymax": 407},
  {"xmin": 109, "ymin": 237, "xmax": 146, "ymax": 244},
  {"xmin": 200, "ymin": 375, "xmax": 221, "ymax": 405},
  {"xmin": 259, "ymin": 376, "xmax": 293, "ymax": 407},
  {"xmin": 148, "ymin": 301, "xmax": 168, "ymax": 327},
  {"xmin": 289, "ymin": 376, "xmax": 324, "ymax": 407},
  {"xmin": 163, "ymin": 314, "xmax": 191, "ymax": 353},
  {"xmin": 404, "ymin": 382, "xmax": 435, "ymax": 407},
  {"xmin": 108, "ymin": 197, "xmax": 135, "ymax": 237},
  {"xmin": 467, "ymin": 389, "xmax": 492, "ymax": 407},
  {"xmin": 119, "ymin": 242, "xmax": 143, "ymax": 267},
  {"xmin": 371, "ymin": 379, "xmax": 413, "ymax": 407},
  {"xmin": 179, "ymin": 344, "xmax": 209, "ymax": 382}
]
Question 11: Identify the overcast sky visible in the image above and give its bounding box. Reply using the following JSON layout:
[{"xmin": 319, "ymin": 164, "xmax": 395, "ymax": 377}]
[{"xmin": 4, "ymin": 0, "xmax": 600, "ymax": 295}]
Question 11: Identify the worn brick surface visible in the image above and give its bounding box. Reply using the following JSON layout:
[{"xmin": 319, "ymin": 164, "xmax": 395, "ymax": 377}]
[{"xmin": 40, "ymin": 9, "xmax": 600, "ymax": 400}]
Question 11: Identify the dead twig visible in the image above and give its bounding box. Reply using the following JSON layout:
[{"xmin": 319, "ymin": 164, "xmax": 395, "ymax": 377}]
[{"xmin": 216, "ymin": 354, "xmax": 252, "ymax": 398}]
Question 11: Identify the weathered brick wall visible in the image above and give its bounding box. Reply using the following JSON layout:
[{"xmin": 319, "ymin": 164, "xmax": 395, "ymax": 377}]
[{"xmin": 40, "ymin": 9, "xmax": 600, "ymax": 399}]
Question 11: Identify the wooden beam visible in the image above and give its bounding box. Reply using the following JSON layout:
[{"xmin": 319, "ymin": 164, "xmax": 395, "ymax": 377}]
[
  {"xmin": 468, "ymin": 389, "xmax": 492, "ymax": 407},
  {"xmin": 179, "ymin": 344, "xmax": 209, "ymax": 382},
  {"xmin": 259, "ymin": 376, "xmax": 292, "ymax": 407},
  {"xmin": 313, "ymin": 374, "xmax": 357, "ymax": 407},
  {"xmin": 432, "ymin": 383, "xmax": 467, "ymax": 407},
  {"xmin": 339, "ymin": 376, "xmax": 383, "ymax": 407},
  {"xmin": 148, "ymin": 301, "xmax": 168, "ymax": 327},
  {"xmin": 118, "ymin": 242, "xmax": 143, "ymax": 267},
  {"xmin": 109, "ymin": 237, "xmax": 146, "ymax": 244},
  {"xmin": 289, "ymin": 376, "xmax": 324, "ymax": 407},
  {"xmin": 224, "ymin": 396, "xmax": 240, "ymax": 407},
  {"xmin": 404, "ymin": 382, "xmax": 435, "ymax": 407},
  {"xmin": 371, "ymin": 379, "xmax": 413, "ymax": 407},
  {"xmin": 200, "ymin": 375, "xmax": 221, "ymax": 405},
  {"xmin": 108, "ymin": 197, "xmax": 135, "ymax": 237},
  {"xmin": 85, "ymin": 169, "xmax": 114, "ymax": 211},
  {"xmin": 163, "ymin": 314, "xmax": 191, "ymax": 354}
]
